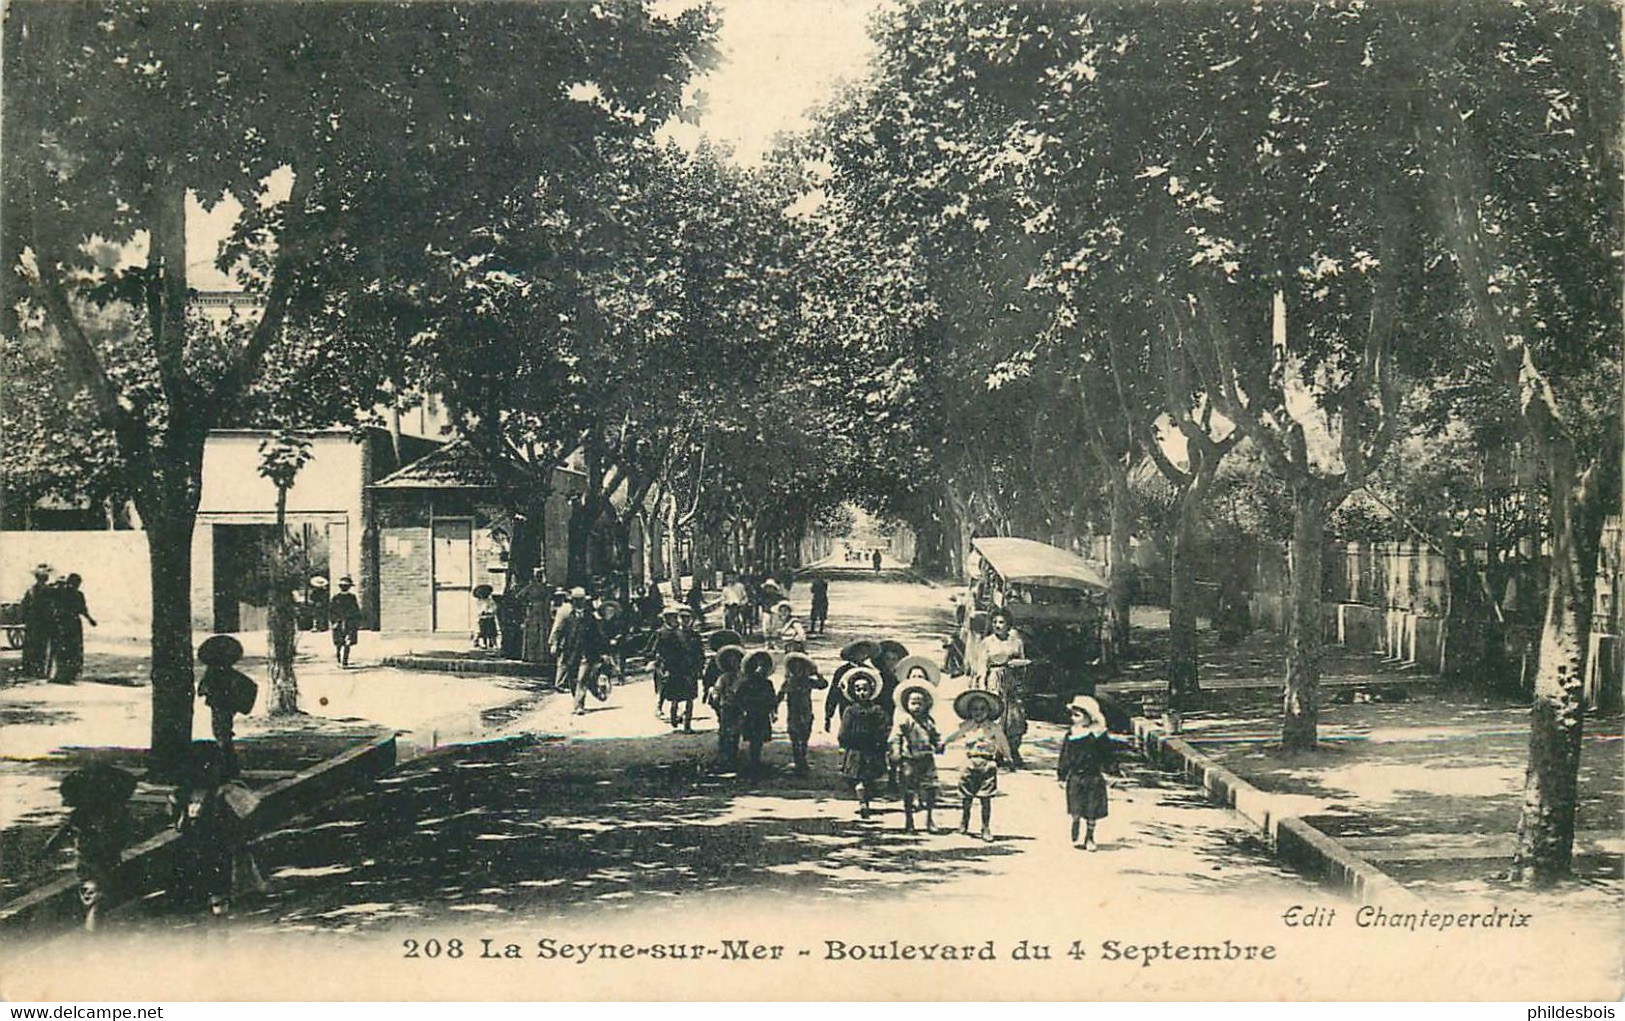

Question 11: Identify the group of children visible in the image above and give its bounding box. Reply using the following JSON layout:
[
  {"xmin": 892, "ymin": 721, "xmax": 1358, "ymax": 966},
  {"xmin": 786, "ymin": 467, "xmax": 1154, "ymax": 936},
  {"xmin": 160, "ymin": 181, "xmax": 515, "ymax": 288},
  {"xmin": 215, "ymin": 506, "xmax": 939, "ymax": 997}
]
[{"xmin": 690, "ymin": 625, "xmax": 1119, "ymax": 850}]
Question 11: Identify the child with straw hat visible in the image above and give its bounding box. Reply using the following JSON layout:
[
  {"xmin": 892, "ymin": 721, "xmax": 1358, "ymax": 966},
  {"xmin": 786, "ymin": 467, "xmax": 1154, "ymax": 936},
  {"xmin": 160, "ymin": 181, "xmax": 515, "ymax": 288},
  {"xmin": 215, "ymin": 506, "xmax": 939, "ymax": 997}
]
[{"xmin": 944, "ymin": 689, "xmax": 1013, "ymax": 841}]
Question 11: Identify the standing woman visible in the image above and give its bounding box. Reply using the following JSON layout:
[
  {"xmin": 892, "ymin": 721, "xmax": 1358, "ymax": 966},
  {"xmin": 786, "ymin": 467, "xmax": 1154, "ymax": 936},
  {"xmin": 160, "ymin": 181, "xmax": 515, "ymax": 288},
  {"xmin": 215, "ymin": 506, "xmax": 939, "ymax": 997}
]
[
  {"xmin": 19, "ymin": 564, "xmax": 54, "ymax": 678},
  {"xmin": 1057, "ymin": 695, "xmax": 1115, "ymax": 850},
  {"xmin": 49, "ymin": 574, "xmax": 96, "ymax": 683},
  {"xmin": 977, "ymin": 607, "xmax": 1031, "ymax": 768}
]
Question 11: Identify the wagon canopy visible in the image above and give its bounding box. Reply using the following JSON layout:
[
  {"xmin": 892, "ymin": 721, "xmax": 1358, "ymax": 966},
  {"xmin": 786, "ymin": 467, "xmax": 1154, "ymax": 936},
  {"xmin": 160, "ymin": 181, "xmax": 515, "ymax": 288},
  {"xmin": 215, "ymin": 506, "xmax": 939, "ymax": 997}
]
[{"xmin": 971, "ymin": 537, "xmax": 1109, "ymax": 592}]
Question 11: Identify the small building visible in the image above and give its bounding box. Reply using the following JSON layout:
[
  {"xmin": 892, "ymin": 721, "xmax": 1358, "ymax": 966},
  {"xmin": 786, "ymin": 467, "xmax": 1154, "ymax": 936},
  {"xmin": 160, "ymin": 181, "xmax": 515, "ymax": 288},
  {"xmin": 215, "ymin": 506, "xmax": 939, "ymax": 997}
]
[{"xmin": 371, "ymin": 440, "xmax": 583, "ymax": 633}]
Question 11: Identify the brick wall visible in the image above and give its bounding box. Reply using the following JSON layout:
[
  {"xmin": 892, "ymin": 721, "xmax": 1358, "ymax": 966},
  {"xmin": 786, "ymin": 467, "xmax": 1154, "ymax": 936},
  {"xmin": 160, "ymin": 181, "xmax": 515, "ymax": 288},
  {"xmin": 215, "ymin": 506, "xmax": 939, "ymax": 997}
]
[{"xmin": 379, "ymin": 526, "xmax": 432, "ymax": 632}]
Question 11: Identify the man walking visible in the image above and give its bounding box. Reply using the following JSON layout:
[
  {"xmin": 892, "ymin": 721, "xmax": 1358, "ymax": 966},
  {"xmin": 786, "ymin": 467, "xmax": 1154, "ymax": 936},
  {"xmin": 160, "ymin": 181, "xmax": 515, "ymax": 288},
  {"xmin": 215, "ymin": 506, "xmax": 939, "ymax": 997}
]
[
  {"xmin": 19, "ymin": 563, "xmax": 53, "ymax": 678},
  {"xmin": 552, "ymin": 587, "xmax": 604, "ymax": 715}
]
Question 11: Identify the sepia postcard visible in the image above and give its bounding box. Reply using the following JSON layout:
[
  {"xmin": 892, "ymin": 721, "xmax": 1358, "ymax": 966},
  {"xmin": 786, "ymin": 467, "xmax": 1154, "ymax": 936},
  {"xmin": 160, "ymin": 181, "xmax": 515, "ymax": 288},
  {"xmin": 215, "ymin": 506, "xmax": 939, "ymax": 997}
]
[{"xmin": 0, "ymin": 0, "xmax": 1620, "ymax": 1003}]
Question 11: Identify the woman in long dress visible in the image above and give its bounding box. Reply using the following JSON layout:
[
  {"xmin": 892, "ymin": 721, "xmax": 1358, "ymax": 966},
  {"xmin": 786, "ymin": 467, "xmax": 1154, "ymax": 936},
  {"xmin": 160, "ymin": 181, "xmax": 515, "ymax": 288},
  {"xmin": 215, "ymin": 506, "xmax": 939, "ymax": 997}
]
[{"xmin": 976, "ymin": 607, "xmax": 1030, "ymax": 768}]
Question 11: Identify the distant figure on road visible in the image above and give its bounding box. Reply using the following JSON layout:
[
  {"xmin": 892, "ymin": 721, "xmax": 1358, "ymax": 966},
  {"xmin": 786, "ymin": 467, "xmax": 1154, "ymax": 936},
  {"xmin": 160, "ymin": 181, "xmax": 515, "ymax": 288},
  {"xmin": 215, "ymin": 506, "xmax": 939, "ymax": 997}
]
[
  {"xmin": 329, "ymin": 576, "xmax": 363, "ymax": 668},
  {"xmin": 871, "ymin": 549, "xmax": 882, "ymax": 573},
  {"xmin": 808, "ymin": 577, "xmax": 829, "ymax": 635},
  {"xmin": 721, "ymin": 574, "xmax": 749, "ymax": 634},
  {"xmin": 552, "ymin": 587, "xmax": 605, "ymax": 716},
  {"xmin": 49, "ymin": 573, "xmax": 96, "ymax": 683},
  {"xmin": 19, "ymin": 563, "xmax": 54, "ymax": 677},
  {"xmin": 306, "ymin": 575, "xmax": 330, "ymax": 631},
  {"xmin": 684, "ymin": 578, "xmax": 705, "ymax": 624}
]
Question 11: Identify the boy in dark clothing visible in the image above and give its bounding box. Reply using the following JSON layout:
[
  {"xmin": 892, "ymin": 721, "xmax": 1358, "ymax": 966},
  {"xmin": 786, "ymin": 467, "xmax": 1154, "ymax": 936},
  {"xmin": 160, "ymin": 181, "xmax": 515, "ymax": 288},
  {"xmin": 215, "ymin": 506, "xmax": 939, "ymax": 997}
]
[
  {"xmin": 329, "ymin": 576, "xmax": 363, "ymax": 667},
  {"xmin": 196, "ymin": 635, "xmax": 257, "ymax": 779},
  {"xmin": 808, "ymin": 578, "xmax": 830, "ymax": 635}
]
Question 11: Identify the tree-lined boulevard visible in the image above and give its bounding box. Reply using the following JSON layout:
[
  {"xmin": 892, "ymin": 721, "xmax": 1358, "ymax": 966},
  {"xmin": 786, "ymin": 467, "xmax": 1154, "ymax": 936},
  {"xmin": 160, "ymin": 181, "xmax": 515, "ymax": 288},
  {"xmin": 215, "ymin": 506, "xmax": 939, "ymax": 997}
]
[{"xmin": 1, "ymin": 0, "xmax": 1619, "ymax": 963}]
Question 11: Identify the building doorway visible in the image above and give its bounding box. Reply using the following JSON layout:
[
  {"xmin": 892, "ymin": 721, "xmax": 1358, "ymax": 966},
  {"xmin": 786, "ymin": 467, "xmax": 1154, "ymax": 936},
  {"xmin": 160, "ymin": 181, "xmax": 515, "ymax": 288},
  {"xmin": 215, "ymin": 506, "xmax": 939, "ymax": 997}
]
[{"xmin": 432, "ymin": 517, "xmax": 473, "ymax": 632}]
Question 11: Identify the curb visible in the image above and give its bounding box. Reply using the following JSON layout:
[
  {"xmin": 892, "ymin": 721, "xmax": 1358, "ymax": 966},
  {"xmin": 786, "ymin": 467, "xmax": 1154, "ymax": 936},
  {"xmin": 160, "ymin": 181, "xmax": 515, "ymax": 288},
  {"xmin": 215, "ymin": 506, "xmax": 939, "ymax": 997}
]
[
  {"xmin": 382, "ymin": 654, "xmax": 552, "ymax": 678},
  {"xmin": 0, "ymin": 732, "xmax": 397, "ymax": 934},
  {"xmin": 1134, "ymin": 718, "xmax": 1422, "ymax": 905}
]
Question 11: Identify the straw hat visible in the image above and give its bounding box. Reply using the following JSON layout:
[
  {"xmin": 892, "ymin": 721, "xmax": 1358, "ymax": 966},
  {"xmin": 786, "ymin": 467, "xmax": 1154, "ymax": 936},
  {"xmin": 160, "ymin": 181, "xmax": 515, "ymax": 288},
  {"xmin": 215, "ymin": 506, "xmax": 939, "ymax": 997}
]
[
  {"xmin": 894, "ymin": 654, "xmax": 940, "ymax": 687},
  {"xmin": 743, "ymin": 649, "xmax": 775, "ymax": 677},
  {"xmin": 839, "ymin": 638, "xmax": 878, "ymax": 664},
  {"xmin": 308, "ymin": 575, "xmax": 329, "ymax": 590},
  {"xmin": 708, "ymin": 629, "xmax": 743, "ymax": 652},
  {"xmin": 894, "ymin": 680, "xmax": 935, "ymax": 714},
  {"xmin": 1065, "ymin": 694, "xmax": 1105, "ymax": 724},
  {"xmin": 715, "ymin": 645, "xmax": 747, "ymax": 670},
  {"xmin": 842, "ymin": 666, "xmax": 882, "ymax": 702},
  {"xmin": 773, "ymin": 600, "xmax": 793, "ymax": 616},
  {"xmin": 953, "ymin": 688, "xmax": 1004, "ymax": 722},
  {"xmin": 782, "ymin": 651, "xmax": 817, "ymax": 677},
  {"xmin": 876, "ymin": 639, "xmax": 909, "ymax": 664},
  {"xmin": 661, "ymin": 607, "xmax": 682, "ymax": 621},
  {"xmin": 197, "ymin": 634, "xmax": 244, "ymax": 668},
  {"xmin": 569, "ymin": 586, "xmax": 588, "ymax": 600}
]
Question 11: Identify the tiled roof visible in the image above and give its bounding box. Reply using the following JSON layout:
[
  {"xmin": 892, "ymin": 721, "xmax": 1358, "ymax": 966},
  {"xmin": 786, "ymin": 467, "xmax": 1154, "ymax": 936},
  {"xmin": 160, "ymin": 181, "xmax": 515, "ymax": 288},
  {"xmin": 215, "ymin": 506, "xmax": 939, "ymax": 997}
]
[{"xmin": 372, "ymin": 439, "xmax": 515, "ymax": 490}]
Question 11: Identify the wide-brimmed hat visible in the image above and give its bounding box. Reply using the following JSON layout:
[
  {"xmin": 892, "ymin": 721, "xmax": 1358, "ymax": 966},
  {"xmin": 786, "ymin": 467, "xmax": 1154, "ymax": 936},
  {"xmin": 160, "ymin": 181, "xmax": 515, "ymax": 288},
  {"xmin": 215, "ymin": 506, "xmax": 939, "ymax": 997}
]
[
  {"xmin": 953, "ymin": 688, "xmax": 1004, "ymax": 721},
  {"xmin": 894, "ymin": 680, "xmax": 935, "ymax": 713},
  {"xmin": 472, "ymin": 583, "xmax": 494, "ymax": 600},
  {"xmin": 309, "ymin": 575, "xmax": 329, "ymax": 589},
  {"xmin": 876, "ymin": 639, "xmax": 909, "ymax": 664},
  {"xmin": 842, "ymin": 666, "xmax": 882, "ymax": 702},
  {"xmin": 33, "ymin": 563, "xmax": 52, "ymax": 575},
  {"xmin": 338, "ymin": 576, "xmax": 354, "ymax": 587},
  {"xmin": 597, "ymin": 599, "xmax": 621, "ymax": 616},
  {"xmin": 708, "ymin": 629, "xmax": 743, "ymax": 652},
  {"xmin": 59, "ymin": 762, "xmax": 137, "ymax": 809},
  {"xmin": 894, "ymin": 654, "xmax": 940, "ymax": 687},
  {"xmin": 1066, "ymin": 694, "xmax": 1105, "ymax": 723},
  {"xmin": 782, "ymin": 651, "xmax": 817, "ymax": 677},
  {"xmin": 743, "ymin": 649, "xmax": 775, "ymax": 676},
  {"xmin": 715, "ymin": 644, "xmax": 747, "ymax": 670},
  {"xmin": 661, "ymin": 607, "xmax": 682, "ymax": 621},
  {"xmin": 569, "ymin": 586, "xmax": 589, "ymax": 600},
  {"xmin": 839, "ymin": 638, "xmax": 878, "ymax": 664},
  {"xmin": 772, "ymin": 600, "xmax": 793, "ymax": 616},
  {"xmin": 197, "ymin": 634, "xmax": 244, "ymax": 667}
]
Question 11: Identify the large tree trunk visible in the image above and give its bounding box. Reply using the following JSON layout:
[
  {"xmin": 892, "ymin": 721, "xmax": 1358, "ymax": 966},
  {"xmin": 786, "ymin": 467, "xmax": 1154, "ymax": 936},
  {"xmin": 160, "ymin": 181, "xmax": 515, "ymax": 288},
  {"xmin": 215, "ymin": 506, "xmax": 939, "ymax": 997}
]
[
  {"xmin": 142, "ymin": 496, "xmax": 201, "ymax": 778},
  {"xmin": 1513, "ymin": 452, "xmax": 1606, "ymax": 884},
  {"xmin": 1283, "ymin": 483, "xmax": 1327, "ymax": 751},
  {"xmin": 1104, "ymin": 474, "xmax": 1133, "ymax": 665},
  {"xmin": 1166, "ymin": 490, "xmax": 1200, "ymax": 709},
  {"xmin": 267, "ymin": 487, "xmax": 299, "ymax": 715}
]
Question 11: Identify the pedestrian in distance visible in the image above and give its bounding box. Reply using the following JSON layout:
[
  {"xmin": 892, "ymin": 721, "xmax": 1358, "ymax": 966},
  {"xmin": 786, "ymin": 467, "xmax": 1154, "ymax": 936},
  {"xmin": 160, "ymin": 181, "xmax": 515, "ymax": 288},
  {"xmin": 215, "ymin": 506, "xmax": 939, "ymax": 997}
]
[
  {"xmin": 553, "ymin": 587, "xmax": 606, "ymax": 716},
  {"xmin": 329, "ymin": 576, "xmax": 363, "ymax": 667},
  {"xmin": 836, "ymin": 667, "xmax": 889, "ymax": 818},
  {"xmin": 196, "ymin": 635, "xmax": 258, "ymax": 779},
  {"xmin": 18, "ymin": 563, "xmax": 54, "ymax": 678},
  {"xmin": 889, "ymin": 679, "xmax": 943, "ymax": 834},
  {"xmin": 737, "ymin": 649, "xmax": 779, "ymax": 774},
  {"xmin": 473, "ymin": 584, "xmax": 498, "ymax": 649},
  {"xmin": 307, "ymin": 575, "xmax": 330, "ymax": 631},
  {"xmin": 871, "ymin": 549, "xmax": 882, "ymax": 574},
  {"xmin": 777, "ymin": 651, "xmax": 827, "ymax": 775},
  {"xmin": 43, "ymin": 762, "xmax": 136, "ymax": 932},
  {"xmin": 1057, "ymin": 694, "xmax": 1115, "ymax": 851},
  {"xmin": 48, "ymin": 573, "xmax": 96, "ymax": 683},
  {"xmin": 808, "ymin": 577, "xmax": 830, "ymax": 635},
  {"xmin": 708, "ymin": 645, "xmax": 747, "ymax": 768},
  {"xmin": 684, "ymin": 578, "xmax": 705, "ymax": 625},
  {"xmin": 944, "ymin": 689, "xmax": 1012, "ymax": 842}
]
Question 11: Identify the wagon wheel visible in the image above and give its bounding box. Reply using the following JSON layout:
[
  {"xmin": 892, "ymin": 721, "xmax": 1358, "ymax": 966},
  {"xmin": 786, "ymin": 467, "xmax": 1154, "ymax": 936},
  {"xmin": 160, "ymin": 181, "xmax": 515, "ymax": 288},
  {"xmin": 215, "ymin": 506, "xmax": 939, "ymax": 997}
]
[{"xmin": 5, "ymin": 626, "xmax": 24, "ymax": 650}]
